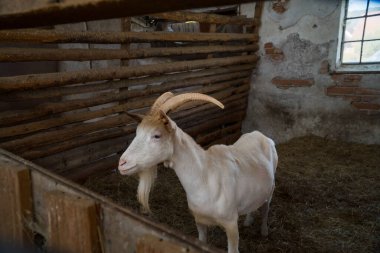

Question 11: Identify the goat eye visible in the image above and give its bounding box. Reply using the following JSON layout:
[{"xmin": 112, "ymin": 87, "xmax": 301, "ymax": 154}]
[{"xmin": 153, "ymin": 134, "xmax": 161, "ymax": 139}]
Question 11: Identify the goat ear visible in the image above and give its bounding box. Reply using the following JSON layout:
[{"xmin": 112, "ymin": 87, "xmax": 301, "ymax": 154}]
[
  {"xmin": 126, "ymin": 112, "xmax": 144, "ymax": 122},
  {"xmin": 158, "ymin": 110, "xmax": 174, "ymax": 131}
]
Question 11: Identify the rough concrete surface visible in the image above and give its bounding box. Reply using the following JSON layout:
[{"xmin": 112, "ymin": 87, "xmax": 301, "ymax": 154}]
[{"xmin": 242, "ymin": 0, "xmax": 380, "ymax": 144}]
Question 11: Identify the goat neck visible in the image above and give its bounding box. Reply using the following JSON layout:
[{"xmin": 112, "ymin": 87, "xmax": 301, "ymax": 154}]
[{"xmin": 167, "ymin": 119, "xmax": 207, "ymax": 195}]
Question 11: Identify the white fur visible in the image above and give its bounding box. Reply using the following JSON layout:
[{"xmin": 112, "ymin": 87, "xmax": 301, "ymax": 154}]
[{"xmin": 119, "ymin": 116, "xmax": 278, "ymax": 253}]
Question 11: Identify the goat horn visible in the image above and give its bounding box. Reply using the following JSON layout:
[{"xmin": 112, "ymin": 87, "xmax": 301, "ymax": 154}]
[
  {"xmin": 160, "ymin": 93, "xmax": 224, "ymax": 114},
  {"xmin": 150, "ymin": 92, "xmax": 175, "ymax": 115}
]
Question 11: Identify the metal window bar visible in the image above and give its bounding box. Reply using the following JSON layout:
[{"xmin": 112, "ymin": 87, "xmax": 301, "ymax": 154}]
[{"xmin": 341, "ymin": 0, "xmax": 380, "ymax": 65}]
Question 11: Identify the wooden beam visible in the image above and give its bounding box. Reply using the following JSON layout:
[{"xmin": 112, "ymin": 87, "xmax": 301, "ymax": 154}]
[
  {"xmin": 150, "ymin": 11, "xmax": 257, "ymax": 26},
  {"xmin": 0, "ymin": 54, "xmax": 258, "ymax": 91},
  {"xmin": 0, "ymin": 0, "xmax": 262, "ymax": 30},
  {"xmin": 137, "ymin": 234, "xmax": 201, "ymax": 253},
  {"xmin": 0, "ymin": 157, "xmax": 33, "ymax": 246},
  {"xmin": 0, "ymin": 30, "xmax": 258, "ymax": 44},
  {"xmin": 45, "ymin": 190, "xmax": 101, "ymax": 253},
  {"xmin": 0, "ymin": 44, "xmax": 258, "ymax": 62}
]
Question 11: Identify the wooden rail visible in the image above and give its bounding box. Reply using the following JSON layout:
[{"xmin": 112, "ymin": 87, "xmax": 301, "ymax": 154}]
[
  {"xmin": 0, "ymin": 55, "xmax": 257, "ymax": 91},
  {"xmin": 0, "ymin": 30, "xmax": 258, "ymax": 44},
  {"xmin": 0, "ymin": 0, "xmax": 259, "ymax": 29},
  {"xmin": 0, "ymin": 44, "xmax": 258, "ymax": 62}
]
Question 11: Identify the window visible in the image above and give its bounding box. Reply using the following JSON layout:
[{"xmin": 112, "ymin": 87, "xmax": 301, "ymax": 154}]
[{"xmin": 336, "ymin": 0, "xmax": 380, "ymax": 72}]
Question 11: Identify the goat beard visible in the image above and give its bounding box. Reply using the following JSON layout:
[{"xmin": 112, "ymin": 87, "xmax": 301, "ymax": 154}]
[{"xmin": 137, "ymin": 166, "xmax": 157, "ymax": 214}]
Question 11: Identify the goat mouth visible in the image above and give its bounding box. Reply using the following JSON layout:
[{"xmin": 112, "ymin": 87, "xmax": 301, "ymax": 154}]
[{"xmin": 119, "ymin": 165, "xmax": 138, "ymax": 175}]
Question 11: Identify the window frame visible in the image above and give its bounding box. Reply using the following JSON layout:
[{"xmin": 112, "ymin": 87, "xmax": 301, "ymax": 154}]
[{"xmin": 334, "ymin": 0, "xmax": 380, "ymax": 73}]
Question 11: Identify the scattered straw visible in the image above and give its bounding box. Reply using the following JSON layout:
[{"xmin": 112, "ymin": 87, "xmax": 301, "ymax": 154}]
[{"xmin": 84, "ymin": 135, "xmax": 380, "ymax": 252}]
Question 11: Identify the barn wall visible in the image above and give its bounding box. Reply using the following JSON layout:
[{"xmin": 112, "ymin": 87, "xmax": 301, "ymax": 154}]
[{"xmin": 243, "ymin": 0, "xmax": 380, "ymax": 144}]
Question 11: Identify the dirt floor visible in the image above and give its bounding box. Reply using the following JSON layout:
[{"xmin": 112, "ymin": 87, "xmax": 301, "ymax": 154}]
[{"xmin": 84, "ymin": 135, "xmax": 380, "ymax": 253}]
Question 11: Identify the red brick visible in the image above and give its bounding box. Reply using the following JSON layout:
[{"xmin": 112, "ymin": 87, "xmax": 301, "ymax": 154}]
[
  {"xmin": 271, "ymin": 54, "xmax": 285, "ymax": 61},
  {"xmin": 272, "ymin": 77, "xmax": 314, "ymax": 88},
  {"xmin": 326, "ymin": 86, "xmax": 356, "ymax": 96},
  {"xmin": 264, "ymin": 42, "xmax": 274, "ymax": 49},
  {"xmin": 319, "ymin": 60, "xmax": 329, "ymax": 74},
  {"xmin": 351, "ymin": 102, "xmax": 380, "ymax": 110},
  {"xmin": 343, "ymin": 74, "xmax": 362, "ymax": 82},
  {"xmin": 355, "ymin": 87, "xmax": 380, "ymax": 96},
  {"xmin": 265, "ymin": 48, "xmax": 276, "ymax": 54}
]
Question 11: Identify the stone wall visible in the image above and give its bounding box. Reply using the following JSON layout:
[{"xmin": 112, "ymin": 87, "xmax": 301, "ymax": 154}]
[{"xmin": 242, "ymin": 0, "xmax": 380, "ymax": 144}]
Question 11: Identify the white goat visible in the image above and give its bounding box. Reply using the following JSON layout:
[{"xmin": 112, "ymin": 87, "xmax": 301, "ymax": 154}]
[{"xmin": 118, "ymin": 92, "xmax": 278, "ymax": 253}]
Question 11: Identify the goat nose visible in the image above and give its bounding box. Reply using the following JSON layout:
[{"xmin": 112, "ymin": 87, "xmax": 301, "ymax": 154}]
[{"xmin": 119, "ymin": 159, "xmax": 127, "ymax": 167}]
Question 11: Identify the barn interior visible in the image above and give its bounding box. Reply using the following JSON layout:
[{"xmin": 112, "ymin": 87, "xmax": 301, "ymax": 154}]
[{"xmin": 0, "ymin": 1, "xmax": 379, "ymax": 253}]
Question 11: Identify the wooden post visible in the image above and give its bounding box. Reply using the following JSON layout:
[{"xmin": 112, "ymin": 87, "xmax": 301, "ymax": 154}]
[
  {"xmin": 0, "ymin": 156, "xmax": 33, "ymax": 246},
  {"xmin": 45, "ymin": 191, "xmax": 102, "ymax": 253},
  {"xmin": 136, "ymin": 234, "xmax": 200, "ymax": 253}
]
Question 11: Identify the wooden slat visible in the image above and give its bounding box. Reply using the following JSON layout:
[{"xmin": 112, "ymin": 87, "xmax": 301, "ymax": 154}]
[
  {"xmin": 1, "ymin": 114, "xmax": 131, "ymax": 152},
  {"xmin": 0, "ymin": 71, "xmax": 251, "ymax": 127},
  {"xmin": 0, "ymin": 44, "xmax": 258, "ymax": 62},
  {"xmin": 36, "ymin": 136, "xmax": 129, "ymax": 173},
  {"xmin": 6, "ymin": 64, "xmax": 253, "ymax": 100},
  {"xmin": 0, "ymin": 157, "xmax": 33, "ymax": 246},
  {"xmin": 45, "ymin": 190, "xmax": 101, "ymax": 253},
  {"xmin": 66, "ymin": 155, "xmax": 120, "ymax": 183},
  {"xmin": 0, "ymin": 71, "xmax": 250, "ymax": 138},
  {"xmin": 0, "ymin": 0, "xmax": 260, "ymax": 29},
  {"xmin": 0, "ymin": 54, "xmax": 258, "ymax": 91},
  {"xmin": 151, "ymin": 11, "xmax": 256, "ymax": 26},
  {"xmin": 22, "ymin": 125, "xmax": 136, "ymax": 160},
  {"xmin": 0, "ymin": 30, "xmax": 258, "ymax": 44}
]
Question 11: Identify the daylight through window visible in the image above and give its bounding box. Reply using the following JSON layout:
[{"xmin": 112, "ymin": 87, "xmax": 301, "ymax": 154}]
[{"xmin": 341, "ymin": 0, "xmax": 380, "ymax": 64}]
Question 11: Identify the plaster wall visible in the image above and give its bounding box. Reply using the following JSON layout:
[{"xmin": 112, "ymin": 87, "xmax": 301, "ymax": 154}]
[{"xmin": 242, "ymin": 0, "xmax": 380, "ymax": 144}]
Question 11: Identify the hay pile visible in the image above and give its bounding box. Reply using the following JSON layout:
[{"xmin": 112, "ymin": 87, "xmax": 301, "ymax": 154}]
[{"xmin": 84, "ymin": 136, "xmax": 380, "ymax": 252}]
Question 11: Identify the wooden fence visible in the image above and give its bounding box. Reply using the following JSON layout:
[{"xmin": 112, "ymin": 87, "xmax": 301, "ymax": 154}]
[
  {"xmin": 0, "ymin": 9, "xmax": 260, "ymax": 182},
  {"xmin": 0, "ymin": 148, "xmax": 224, "ymax": 253}
]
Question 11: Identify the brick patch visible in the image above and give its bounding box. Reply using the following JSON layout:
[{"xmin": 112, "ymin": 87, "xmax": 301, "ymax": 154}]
[
  {"xmin": 352, "ymin": 102, "xmax": 380, "ymax": 110},
  {"xmin": 272, "ymin": 77, "xmax": 314, "ymax": 89},
  {"xmin": 326, "ymin": 85, "xmax": 380, "ymax": 112},
  {"xmin": 272, "ymin": 0, "xmax": 289, "ymax": 13},
  {"xmin": 264, "ymin": 42, "xmax": 284, "ymax": 62},
  {"xmin": 319, "ymin": 60, "xmax": 329, "ymax": 74},
  {"xmin": 331, "ymin": 74, "xmax": 362, "ymax": 86},
  {"xmin": 326, "ymin": 86, "xmax": 380, "ymax": 96}
]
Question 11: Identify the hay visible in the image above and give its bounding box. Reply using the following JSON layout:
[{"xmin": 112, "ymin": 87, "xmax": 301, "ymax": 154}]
[{"xmin": 84, "ymin": 135, "xmax": 380, "ymax": 252}]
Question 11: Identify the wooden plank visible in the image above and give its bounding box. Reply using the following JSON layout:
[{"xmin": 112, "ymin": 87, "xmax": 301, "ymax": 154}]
[
  {"xmin": 1, "ymin": 149, "xmax": 222, "ymax": 253},
  {"xmin": 0, "ymin": 44, "xmax": 258, "ymax": 62},
  {"xmin": 0, "ymin": 30, "xmax": 258, "ymax": 44},
  {"xmin": 137, "ymin": 234, "xmax": 201, "ymax": 253},
  {"xmin": 0, "ymin": 156, "xmax": 33, "ymax": 246},
  {"xmin": 6, "ymin": 64, "xmax": 254, "ymax": 100},
  {"xmin": 45, "ymin": 190, "xmax": 101, "ymax": 253},
  {"xmin": 1, "ymin": 114, "xmax": 131, "ymax": 152},
  {"xmin": 0, "ymin": 69, "xmax": 251, "ymax": 127},
  {"xmin": 66, "ymin": 155, "xmax": 119, "ymax": 183},
  {"xmin": 0, "ymin": 71, "xmax": 250, "ymax": 138},
  {"xmin": 22, "ymin": 125, "xmax": 136, "ymax": 160},
  {"xmin": 0, "ymin": 0, "xmax": 262, "ymax": 29},
  {"xmin": 150, "ymin": 11, "xmax": 256, "ymax": 26},
  {"xmin": 36, "ymin": 136, "xmax": 129, "ymax": 173},
  {"xmin": 0, "ymin": 54, "xmax": 258, "ymax": 91}
]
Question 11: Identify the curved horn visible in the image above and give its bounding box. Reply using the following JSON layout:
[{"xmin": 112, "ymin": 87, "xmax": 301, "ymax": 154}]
[
  {"xmin": 160, "ymin": 93, "xmax": 224, "ymax": 114},
  {"xmin": 150, "ymin": 92, "xmax": 175, "ymax": 115}
]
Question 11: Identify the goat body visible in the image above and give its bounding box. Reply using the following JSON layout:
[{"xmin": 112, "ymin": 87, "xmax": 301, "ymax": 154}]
[
  {"xmin": 118, "ymin": 92, "xmax": 278, "ymax": 253},
  {"xmin": 175, "ymin": 130, "xmax": 277, "ymax": 225}
]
